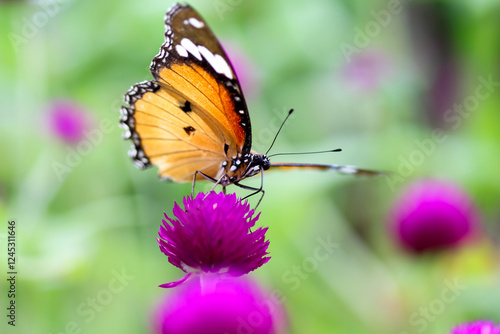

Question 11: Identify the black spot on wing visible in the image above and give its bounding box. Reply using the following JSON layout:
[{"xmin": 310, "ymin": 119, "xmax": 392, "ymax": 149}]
[
  {"xmin": 183, "ymin": 126, "xmax": 195, "ymax": 135},
  {"xmin": 180, "ymin": 100, "xmax": 192, "ymax": 112}
]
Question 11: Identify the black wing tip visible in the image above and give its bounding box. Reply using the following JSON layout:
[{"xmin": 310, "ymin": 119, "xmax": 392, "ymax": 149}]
[
  {"xmin": 150, "ymin": 3, "xmax": 190, "ymax": 77},
  {"xmin": 120, "ymin": 81, "xmax": 160, "ymax": 170},
  {"xmin": 150, "ymin": 3, "xmax": 204, "ymax": 78}
]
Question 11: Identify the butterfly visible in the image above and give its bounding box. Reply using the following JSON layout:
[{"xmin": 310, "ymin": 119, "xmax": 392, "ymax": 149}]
[{"xmin": 120, "ymin": 3, "xmax": 381, "ymax": 200}]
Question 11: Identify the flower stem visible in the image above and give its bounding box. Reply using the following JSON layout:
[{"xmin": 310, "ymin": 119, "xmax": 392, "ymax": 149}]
[{"xmin": 199, "ymin": 274, "xmax": 217, "ymax": 295}]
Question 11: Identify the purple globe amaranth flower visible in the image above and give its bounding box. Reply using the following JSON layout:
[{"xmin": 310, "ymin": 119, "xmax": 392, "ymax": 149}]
[
  {"xmin": 157, "ymin": 192, "xmax": 270, "ymax": 288},
  {"xmin": 47, "ymin": 99, "xmax": 93, "ymax": 144},
  {"xmin": 451, "ymin": 320, "xmax": 500, "ymax": 334},
  {"xmin": 152, "ymin": 276, "xmax": 287, "ymax": 334},
  {"xmin": 390, "ymin": 179, "xmax": 479, "ymax": 253}
]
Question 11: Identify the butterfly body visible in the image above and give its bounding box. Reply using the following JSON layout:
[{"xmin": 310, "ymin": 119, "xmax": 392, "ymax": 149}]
[
  {"xmin": 120, "ymin": 3, "xmax": 381, "ymax": 195},
  {"xmin": 218, "ymin": 153, "xmax": 270, "ymax": 186}
]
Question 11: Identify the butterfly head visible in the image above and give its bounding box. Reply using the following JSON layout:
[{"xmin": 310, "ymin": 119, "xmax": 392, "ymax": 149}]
[
  {"xmin": 242, "ymin": 153, "xmax": 270, "ymax": 178},
  {"xmin": 249, "ymin": 153, "xmax": 271, "ymax": 172},
  {"xmin": 221, "ymin": 153, "xmax": 270, "ymax": 185}
]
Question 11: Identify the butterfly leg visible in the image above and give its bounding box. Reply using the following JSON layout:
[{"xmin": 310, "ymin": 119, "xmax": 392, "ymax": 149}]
[
  {"xmin": 235, "ymin": 167, "xmax": 265, "ymax": 208},
  {"xmin": 235, "ymin": 183, "xmax": 265, "ymax": 208},
  {"xmin": 192, "ymin": 170, "xmax": 218, "ymax": 197}
]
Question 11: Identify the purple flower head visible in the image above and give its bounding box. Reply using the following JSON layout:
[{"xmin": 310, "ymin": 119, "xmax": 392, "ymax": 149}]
[
  {"xmin": 46, "ymin": 99, "xmax": 93, "ymax": 144},
  {"xmin": 451, "ymin": 320, "xmax": 500, "ymax": 334},
  {"xmin": 390, "ymin": 179, "xmax": 479, "ymax": 253},
  {"xmin": 152, "ymin": 276, "xmax": 287, "ymax": 334},
  {"xmin": 158, "ymin": 192, "xmax": 270, "ymax": 288}
]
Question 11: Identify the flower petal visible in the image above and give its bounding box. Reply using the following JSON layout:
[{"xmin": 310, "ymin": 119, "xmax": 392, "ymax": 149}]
[{"xmin": 159, "ymin": 273, "xmax": 192, "ymax": 288}]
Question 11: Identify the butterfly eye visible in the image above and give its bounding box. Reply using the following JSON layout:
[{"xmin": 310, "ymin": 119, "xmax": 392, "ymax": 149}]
[{"xmin": 262, "ymin": 157, "xmax": 271, "ymax": 171}]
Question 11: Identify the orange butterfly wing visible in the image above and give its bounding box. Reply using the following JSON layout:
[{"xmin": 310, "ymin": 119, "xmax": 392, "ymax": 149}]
[{"xmin": 120, "ymin": 4, "xmax": 251, "ymax": 183}]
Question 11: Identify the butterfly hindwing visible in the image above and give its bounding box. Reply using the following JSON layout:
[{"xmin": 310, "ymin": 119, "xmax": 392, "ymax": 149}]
[
  {"xmin": 121, "ymin": 80, "xmax": 226, "ymax": 182},
  {"xmin": 121, "ymin": 3, "xmax": 252, "ymax": 182}
]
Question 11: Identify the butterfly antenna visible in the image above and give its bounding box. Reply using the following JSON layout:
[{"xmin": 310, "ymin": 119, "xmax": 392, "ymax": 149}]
[
  {"xmin": 265, "ymin": 109, "xmax": 294, "ymax": 155},
  {"xmin": 268, "ymin": 148, "xmax": 342, "ymax": 158}
]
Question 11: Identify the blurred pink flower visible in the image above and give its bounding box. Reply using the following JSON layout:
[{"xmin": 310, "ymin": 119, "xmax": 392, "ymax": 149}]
[
  {"xmin": 451, "ymin": 320, "xmax": 500, "ymax": 334},
  {"xmin": 152, "ymin": 276, "xmax": 287, "ymax": 334},
  {"xmin": 341, "ymin": 50, "xmax": 390, "ymax": 92},
  {"xmin": 390, "ymin": 179, "xmax": 479, "ymax": 253},
  {"xmin": 46, "ymin": 99, "xmax": 93, "ymax": 144}
]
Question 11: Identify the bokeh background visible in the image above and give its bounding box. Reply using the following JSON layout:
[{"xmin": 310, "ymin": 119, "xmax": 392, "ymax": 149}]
[{"xmin": 1, "ymin": 0, "xmax": 500, "ymax": 333}]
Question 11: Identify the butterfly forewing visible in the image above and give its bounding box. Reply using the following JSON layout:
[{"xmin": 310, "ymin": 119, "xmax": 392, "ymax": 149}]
[{"xmin": 121, "ymin": 4, "xmax": 252, "ymax": 183}]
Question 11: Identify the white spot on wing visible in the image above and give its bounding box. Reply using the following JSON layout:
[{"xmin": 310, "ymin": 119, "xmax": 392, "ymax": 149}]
[
  {"xmin": 188, "ymin": 17, "xmax": 204, "ymax": 28},
  {"xmin": 213, "ymin": 54, "xmax": 233, "ymax": 79},
  {"xmin": 180, "ymin": 38, "xmax": 202, "ymax": 61},
  {"xmin": 175, "ymin": 44, "xmax": 188, "ymax": 57},
  {"xmin": 121, "ymin": 129, "xmax": 131, "ymax": 139},
  {"xmin": 128, "ymin": 146, "xmax": 137, "ymax": 157},
  {"xmin": 197, "ymin": 45, "xmax": 233, "ymax": 79},
  {"xmin": 198, "ymin": 45, "xmax": 216, "ymax": 68}
]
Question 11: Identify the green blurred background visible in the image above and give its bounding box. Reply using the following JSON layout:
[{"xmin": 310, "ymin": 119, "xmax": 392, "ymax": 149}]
[{"xmin": 1, "ymin": 0, "xmax": 500, "ymax": 333}]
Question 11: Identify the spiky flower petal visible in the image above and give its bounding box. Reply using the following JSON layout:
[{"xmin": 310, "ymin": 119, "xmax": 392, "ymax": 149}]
[{"xmin": 157, "ymin": 192, "xmax": 270, "ymax": 287}]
